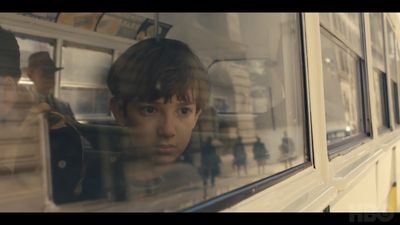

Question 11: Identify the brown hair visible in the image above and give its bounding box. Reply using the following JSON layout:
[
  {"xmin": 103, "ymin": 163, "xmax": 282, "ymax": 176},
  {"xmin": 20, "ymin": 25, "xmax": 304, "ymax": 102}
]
[
  {"xmin": 107, "ymin": 38, "xmax": 210, "ymax": 113},
  {"xmin": 0, "ymin": 27, "xmax": 21, "ymax": 80}
]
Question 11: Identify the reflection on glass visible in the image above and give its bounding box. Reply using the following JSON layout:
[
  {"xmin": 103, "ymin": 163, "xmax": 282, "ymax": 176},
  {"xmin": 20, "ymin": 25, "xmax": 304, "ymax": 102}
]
[
  {"xmin": 3, "ymin": 13, "xmax": 309, "ymax": 212},
  {"xmin": 386, "ymin": 23, "xmax": 397, "ymax": 83},
  {"xmin": 372, "ymin": 70, "xmax": 389, "ymax": 131},
  {"xmin": 319, "ymin": 13, "xmax": 362, "ymax": 55},
  {"xmin": 392, "ymin": 82, "xmax": 400, "ymax": 124},
  {"xmin": 321, "ymin": 33, "xmax": 363, "ymax": 144},
  {"xmin": 60, "ymin": 87, "xmax": 111, "ymax": 119},
  {"xmin": 60, "ymin": 44, "xmax": 113, "ymax": 120},
  {"xmin": 369, "ymin": 13, "xmax": 385, "ymax": 71},
  {"xmin": 1, "ymin": 30, "xmax": 47, "ymax": 211},
  {"xmin": 386, "ymin": 21, "xmax": 398, "ymax": 124},
  {"xmin": 397, "ymin": 41, "xmax": 400, "ymax": 82},
  {"xmin": 15, "ymin": 36, "xmax": 55, "ymax": 83},
  {"xmin": 0, "ymin": 82, "xmax": 45, "ymax": 211},
  {"xmin": 73, "ymin": 13, "xmax": 309, "ymax": 212},
  {"xmin": 61, "ymin": 44, "xmax": 112, "ymax": 86}
]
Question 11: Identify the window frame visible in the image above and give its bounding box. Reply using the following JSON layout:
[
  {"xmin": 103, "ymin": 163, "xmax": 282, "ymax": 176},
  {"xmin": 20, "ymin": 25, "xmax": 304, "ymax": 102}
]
[
  {"xmin": 384, "ymin": 18, "xmax": 399, "ymax": 131},
  {"xmin": 392, "ymin": 81, "xmax": 400, "ymax": 125},
  {"xmin": 369, "ymin": 13, "xmax": 391, "ymax": 133},
  {"xmin": 319, "ymin": 14, "xmax": 372, "ymax": 159},
  {"xmin": 378, "ymin": 72, "xmax": 391, "ymax": 132}
]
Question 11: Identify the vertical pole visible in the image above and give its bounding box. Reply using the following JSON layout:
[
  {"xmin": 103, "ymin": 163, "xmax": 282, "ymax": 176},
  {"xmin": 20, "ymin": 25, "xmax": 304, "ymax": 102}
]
[{"xmin": 269, "ymin": 86, "xmax": 276, "ymax": 130}]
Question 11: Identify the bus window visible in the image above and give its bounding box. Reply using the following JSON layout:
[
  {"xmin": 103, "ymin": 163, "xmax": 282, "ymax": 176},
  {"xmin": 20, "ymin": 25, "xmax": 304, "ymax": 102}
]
[
  {"xmin": 77, "ymin": 12, "xmax": 309, "ymax": 211},
  {"xmin": 60, "ymin": 43, "xmax": 113, "ymax": 123},
  {"xmin": 1, "ymin": 12, "xmax": 310, "ymax": 212}
]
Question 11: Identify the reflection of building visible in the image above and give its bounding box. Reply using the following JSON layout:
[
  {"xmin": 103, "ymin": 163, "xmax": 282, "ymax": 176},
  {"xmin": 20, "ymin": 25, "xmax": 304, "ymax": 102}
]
[
  {"xmin": 214, "ymin": 98, "xmax": 229, "ymax": 113},
  {"xmin": 170, "ymin": 13, "xmax": 305, "ymax": 157},
  {"xmin": 207, "ymin": 62, "xmax": 257, "ymax": 145},
  {"xmin": 230, "ymin": 63, "xmax": 256, "ymax": 142},
  {"xmin": 251, "ymin": 85, "xmax": 269, "ymax": 113}
]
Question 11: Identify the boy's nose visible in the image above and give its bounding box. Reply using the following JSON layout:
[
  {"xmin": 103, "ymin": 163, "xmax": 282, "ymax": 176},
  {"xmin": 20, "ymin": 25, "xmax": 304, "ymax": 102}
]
[{"xmin": 157, "ymin": 114, "xmax": 176, "ymax": 138}]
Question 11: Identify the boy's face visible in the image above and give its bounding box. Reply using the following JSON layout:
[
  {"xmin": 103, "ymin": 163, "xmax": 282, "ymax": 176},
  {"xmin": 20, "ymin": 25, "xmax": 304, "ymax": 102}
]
[{"xmin": 112, "ymin": 94, "xmax": 201, "ymax": 165}]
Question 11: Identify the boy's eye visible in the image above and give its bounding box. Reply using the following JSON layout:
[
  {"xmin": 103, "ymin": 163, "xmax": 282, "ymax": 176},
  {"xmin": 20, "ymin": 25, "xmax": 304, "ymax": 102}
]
[
  {"xmin": 178, "ymin": 107, "xmax": 193, "ymax": 115},
  {"xmin": 140, "ymin": 106, "xmax": 158, "ymax": 114}
]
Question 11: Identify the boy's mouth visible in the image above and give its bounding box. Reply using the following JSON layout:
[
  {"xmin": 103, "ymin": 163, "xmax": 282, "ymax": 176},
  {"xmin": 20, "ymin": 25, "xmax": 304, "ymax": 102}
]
[{"xmin": 155, "ymin": 144, "xmax": 177, "ymax": 154}]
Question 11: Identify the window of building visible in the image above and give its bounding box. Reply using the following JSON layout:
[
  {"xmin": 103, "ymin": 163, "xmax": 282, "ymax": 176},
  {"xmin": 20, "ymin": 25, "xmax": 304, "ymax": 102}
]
[
  {"xmin": 370, "ymin": 13, "xmax": 390, "ymax": 132},
  {"xmin": 320, "ymin": 13, "xmax": 369, "ymax": 153},
  {"xmin": 392, "ymin": 81, "xmax": 400, "ymax": 124},
  {"xmin": 386, "ymin": 20, "xmax": 399, "ymax": 128}
]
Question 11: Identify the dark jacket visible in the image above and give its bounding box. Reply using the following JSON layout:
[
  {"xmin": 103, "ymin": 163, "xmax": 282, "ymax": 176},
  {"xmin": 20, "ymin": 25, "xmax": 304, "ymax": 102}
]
[{"xmin": 46, "ymin": 95, "xmax": 75, "ymax": 120}]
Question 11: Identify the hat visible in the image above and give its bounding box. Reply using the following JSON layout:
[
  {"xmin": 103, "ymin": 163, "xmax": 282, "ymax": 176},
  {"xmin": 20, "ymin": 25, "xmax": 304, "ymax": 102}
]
[
  {"xmin": 0, "ymin": 27, "xmax": 21, "ymax": 78},
  {"xmin": 26, "ymin": 51, "xmax": 63, "ymax": 73}
]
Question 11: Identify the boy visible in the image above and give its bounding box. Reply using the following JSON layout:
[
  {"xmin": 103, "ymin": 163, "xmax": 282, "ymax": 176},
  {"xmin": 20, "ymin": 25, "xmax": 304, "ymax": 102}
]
[{"xmin": 107, "ymin": 38, "xmax": 210, "ymax": 197}]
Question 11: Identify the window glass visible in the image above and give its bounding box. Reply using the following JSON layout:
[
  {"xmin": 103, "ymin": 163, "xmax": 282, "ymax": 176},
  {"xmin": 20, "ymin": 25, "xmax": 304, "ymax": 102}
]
[
  {"xmin": 369, "ymin": 13, "xmax": 385, "ymax": 72},
  {"xmin": 395, "ymin": 41, "xmax": 400, "ymax": 125},
  {"xmin": 3, "ymin": 33, "xmax": 60, "ymax": 210},
  {"xmin": 369, "ymin": 14, "xmax": 391, "ymax": 131},
  {"xmin": 0, "ymin": 13, "xmax": 309, "ymax": 212},
  {"xmin": 386, "ymin": 22, "xmax": 400, "ymax": 127},
  {"xmin": 0, "ymin": 80, "xmax": 45, "ymax": 211},
  {"xmin": 87, "ymin": 12, "xmax": 308, "ymax": 211},
  {"xmin": 320, "ymin": 32, "xmax": 364, "ymax": 145},
  {"xmin": 392, "ymin": 81, "xmax": 400, "ymax": 124},
  {"xmin": 60, "ymin": 43, "xmax": 113, "ymax": 120},
  {"xmin": 60, "ymin": 87, "xmax": 111, "ymax": 119},
  {"xmin": 319, "ymin": 13, "xmax": 362, "ymax": 56},
  {"xmin": 372, "ymin": 70, "xmax": 390, "ymax": 130},
  {"xmin": 397, "ymin": 40, "xmax": 400, "ymax": 82},
  {"xmin": 61, "ymin": 44, "xmax": 112, "ymax": 86},
  {"xmin": 386, "ymin": 22, "xmax": 397, "ymax": 80}
]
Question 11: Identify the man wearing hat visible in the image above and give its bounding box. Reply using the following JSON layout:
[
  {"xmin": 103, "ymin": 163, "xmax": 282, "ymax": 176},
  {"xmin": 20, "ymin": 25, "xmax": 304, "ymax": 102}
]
[
  {"xmin": 26, "ymin": 51, "xmax": 87, "ymax": 204},
  {"xmin": 26, "ymin": 51, "xmax": 75, "ymax": 119}
]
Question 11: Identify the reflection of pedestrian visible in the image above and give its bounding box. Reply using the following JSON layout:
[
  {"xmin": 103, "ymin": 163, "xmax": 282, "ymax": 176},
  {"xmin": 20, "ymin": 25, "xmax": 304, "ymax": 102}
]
[
  {"xmin": 233, "ymin": 136, "xmax": 247, "ymax": 176},
  {"xmin": 279, "ymin": 131, "xmax": 295, "ymax": 169},
  {"xmin": 200, "ymin": 137, "xmax": 221, "ymax": 187},
  {"xmin": 253, "ymin": 136, "xmax": 269, "ymax": 174}
]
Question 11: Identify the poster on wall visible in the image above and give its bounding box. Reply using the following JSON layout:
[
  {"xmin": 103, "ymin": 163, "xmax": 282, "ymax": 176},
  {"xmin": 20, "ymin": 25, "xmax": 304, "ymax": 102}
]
[
  {"xmin": 135, "ymin": 18, "xmax": 172, "ymax": 41},
  {"xmin": 96, "ymin": 13, "xmax": 143, "ymax": 39},
  {"xmin": 97, "ymin": 13, "xmax": 171, "ymax": 40},
  {"xmin": 57, "ymin": 13, "xmax": 102, "ymax": 31},
  {"xmin": 19, "ymin": 13, "xmax": 58, "ymax": 22}
]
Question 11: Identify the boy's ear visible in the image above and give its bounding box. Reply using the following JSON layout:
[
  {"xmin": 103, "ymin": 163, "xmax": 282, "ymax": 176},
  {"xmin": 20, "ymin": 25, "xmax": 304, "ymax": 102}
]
[{"xmin": 110, "ymin": 97, "xmax": 126, "ymax": 126}]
